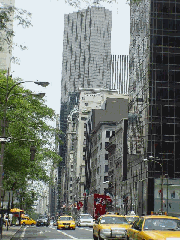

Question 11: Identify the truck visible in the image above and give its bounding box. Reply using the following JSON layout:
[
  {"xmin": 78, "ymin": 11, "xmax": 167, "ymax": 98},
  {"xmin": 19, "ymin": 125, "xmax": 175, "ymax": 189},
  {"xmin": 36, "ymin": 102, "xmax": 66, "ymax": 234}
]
[{"xmin": 87, "ymin": 193, "xmax": 112, "ymax": 220}]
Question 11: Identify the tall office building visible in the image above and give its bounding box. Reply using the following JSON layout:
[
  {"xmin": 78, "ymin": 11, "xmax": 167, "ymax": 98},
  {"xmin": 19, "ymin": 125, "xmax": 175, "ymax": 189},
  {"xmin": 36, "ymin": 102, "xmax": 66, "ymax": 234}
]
[
  {"xmin": 59, "ymin": 6, "xmax": 112, "ymax": 209},
  {"xmin": 59, "ymin": 6, "xmax": 112, "ymax": 163},
  {"xmin": 61, "ymin": 6, "xmax": 112, "ymax": 103},
  {"xmin": 128, "ymin": 0, "xmax": 180, "ymax": 215},
  {"xmin": 111, "ymin": 55, "xmax": 129, "ymax": 95}
]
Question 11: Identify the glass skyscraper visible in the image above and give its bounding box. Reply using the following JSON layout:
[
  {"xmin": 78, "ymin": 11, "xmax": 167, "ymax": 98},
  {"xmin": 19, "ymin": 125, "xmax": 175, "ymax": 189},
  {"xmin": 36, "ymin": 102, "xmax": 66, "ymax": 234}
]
[{"xmin": 128, "ymin": 0, "xmax": 180, "ymax": 215}]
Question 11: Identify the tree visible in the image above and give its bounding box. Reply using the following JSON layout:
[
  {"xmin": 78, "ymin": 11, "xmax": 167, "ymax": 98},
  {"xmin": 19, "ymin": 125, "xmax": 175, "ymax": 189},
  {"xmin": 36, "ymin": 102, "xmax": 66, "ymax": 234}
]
[
  {"xmin": 0, "ymin": 70, "xmax": 62, "ymax": 209},
  {"xmin": 64, "ymin": 0, "xmax": 116, "ymax": 8},
  {"xmin": 0, "ymin": 2, "xmax": 32, "ymax": 53}
]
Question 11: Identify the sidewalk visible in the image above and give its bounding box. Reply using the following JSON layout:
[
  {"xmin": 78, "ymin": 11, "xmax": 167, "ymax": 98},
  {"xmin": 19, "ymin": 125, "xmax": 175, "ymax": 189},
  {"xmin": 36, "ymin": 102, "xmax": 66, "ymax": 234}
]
[{"xmin": 1, "ymin": 225, "xmax": 22, "ymax": 240}]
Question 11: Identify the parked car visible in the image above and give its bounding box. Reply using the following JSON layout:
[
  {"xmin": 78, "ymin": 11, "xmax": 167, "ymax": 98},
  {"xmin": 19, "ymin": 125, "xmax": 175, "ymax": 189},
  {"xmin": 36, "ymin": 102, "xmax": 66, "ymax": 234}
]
[
  {"xmin": 127, "ymin": 215, "xmax": 180, "ymax": 240},
  {"xmin": 93, "ymin": 214, "xmax": 131, "ymax": 240},
  {"xmin": 77, "ymin": 214, "xmax": 94, "ymax": 227},
  {"xmin": 57, "ymin": 215, "xmax": 76, "ymax": 230}
]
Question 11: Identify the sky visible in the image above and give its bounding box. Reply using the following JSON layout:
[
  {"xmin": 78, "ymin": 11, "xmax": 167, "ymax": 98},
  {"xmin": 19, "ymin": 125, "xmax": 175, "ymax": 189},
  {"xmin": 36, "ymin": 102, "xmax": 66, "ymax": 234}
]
[{"xmin": 11, "ymin": 0, "xmax": 130, "ymax": 125}]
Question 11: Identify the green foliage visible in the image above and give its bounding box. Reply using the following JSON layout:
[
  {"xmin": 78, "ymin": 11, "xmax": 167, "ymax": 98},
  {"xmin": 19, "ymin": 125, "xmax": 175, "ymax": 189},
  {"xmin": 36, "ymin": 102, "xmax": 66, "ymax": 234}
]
[
  {"xmin": 0, "ymin": 3, "xmax": 32, "ymax": 52},
  {"xmin": 27, "ymin": 211, "xmax": 40, "ymax": 221},
  {"xmin": 64, "ymin": 0, "xmax": 116, "ymax": 8},
  {"xmin": 0, "ymin": 70, "xmax": 62, "ymax": 210}
]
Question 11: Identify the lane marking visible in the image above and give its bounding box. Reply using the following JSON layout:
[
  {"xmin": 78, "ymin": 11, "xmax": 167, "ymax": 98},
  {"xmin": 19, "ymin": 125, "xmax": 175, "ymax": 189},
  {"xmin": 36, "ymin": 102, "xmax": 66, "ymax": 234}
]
[
  {"xmin": 20, "ymin": 226, "xmax": 27, "ymax": 238},
  {"xmin": 78, "ymin": 228, "xmax": 93, "ymax": 232},
  {"xmin": 57, "ymin": 230, "xmax": 78, "ymax": 239}
]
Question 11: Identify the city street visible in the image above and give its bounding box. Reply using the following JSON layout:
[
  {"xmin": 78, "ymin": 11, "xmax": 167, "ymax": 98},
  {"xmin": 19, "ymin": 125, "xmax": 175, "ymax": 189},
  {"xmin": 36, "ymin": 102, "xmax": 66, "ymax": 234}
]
[{"xmin": 11, "ymin": 225, "xmax": 93, "ymax": 240}]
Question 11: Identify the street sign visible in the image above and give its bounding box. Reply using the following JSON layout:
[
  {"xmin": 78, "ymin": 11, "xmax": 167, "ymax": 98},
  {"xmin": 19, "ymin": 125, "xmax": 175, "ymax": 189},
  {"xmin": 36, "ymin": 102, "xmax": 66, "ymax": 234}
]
[{"xmin": 0, "ymin": 137, "xmax": 11, "ymax": 143}]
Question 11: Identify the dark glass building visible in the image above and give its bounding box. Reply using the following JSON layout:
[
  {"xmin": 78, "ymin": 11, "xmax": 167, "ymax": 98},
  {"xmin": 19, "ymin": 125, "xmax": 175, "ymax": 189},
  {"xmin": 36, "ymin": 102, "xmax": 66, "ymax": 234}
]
[{"xmin": 128, "ymin": 0, "xmax": 180, "ymax": 216}]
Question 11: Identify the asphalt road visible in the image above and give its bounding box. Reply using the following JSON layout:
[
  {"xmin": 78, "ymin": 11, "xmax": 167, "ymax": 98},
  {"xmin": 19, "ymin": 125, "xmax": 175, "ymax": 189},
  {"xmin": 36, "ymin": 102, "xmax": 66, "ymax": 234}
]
[{"xmin": 11, "ymin": 224, "xmax": 93, "ymax": 240}]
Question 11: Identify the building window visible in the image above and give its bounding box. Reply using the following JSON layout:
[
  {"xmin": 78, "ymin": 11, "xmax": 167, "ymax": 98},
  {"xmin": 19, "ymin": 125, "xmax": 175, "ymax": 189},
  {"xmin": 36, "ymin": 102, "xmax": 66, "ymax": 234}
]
[
  {"xmin": 105, "ymin": 154, "xmax": 108, "ymax": 160},
  {"xmin": 105, "ymin": 165, "xmax": 108, "ymax": 172},
  {"xmin": 105, "ymin": 142, "xmax": 109, "ymax": 148},
  {"xmin": 112, "ymin": 131, "xmax": 115, "ymax": 136},
  {"xmin": 85, "ymin": 102, "xmax": 88, "ymax": 106},
  {"xmin": 70, "ymin": 184, "xmax": 72, "ymax": 187},
  {"xmin": 100, "ymin": 143, "xmax": 102, "ymax": 149},
  {"xmin": 106, "ymin": 131, "xmax": 110, "ymax": 138},
  {"xmin": 70, "ymin": 177, "xmax": 72, "ymax": 181}
]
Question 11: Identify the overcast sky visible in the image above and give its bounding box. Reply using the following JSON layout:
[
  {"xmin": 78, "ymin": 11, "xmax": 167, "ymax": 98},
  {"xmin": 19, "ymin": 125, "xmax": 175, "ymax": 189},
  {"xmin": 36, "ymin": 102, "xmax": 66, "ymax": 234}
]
[{"xmin": 11, "ymin": 0, "xmax": 130, "ymax": 123}]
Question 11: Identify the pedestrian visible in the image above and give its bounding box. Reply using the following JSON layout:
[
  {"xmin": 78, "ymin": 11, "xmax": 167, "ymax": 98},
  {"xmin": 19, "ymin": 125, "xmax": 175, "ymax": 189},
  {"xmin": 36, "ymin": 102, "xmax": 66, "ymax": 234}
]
[{"xmin": 4, "ymin": 213, "xmax": 8, "ymax": 227}]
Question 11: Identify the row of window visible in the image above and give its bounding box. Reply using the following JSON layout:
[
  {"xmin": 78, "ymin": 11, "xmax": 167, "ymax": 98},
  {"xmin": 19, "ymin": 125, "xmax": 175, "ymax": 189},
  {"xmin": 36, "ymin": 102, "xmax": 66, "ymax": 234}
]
[
  {"xmin": 85, "ymin": 154, "xmax": 108, "ymax": 161},
  {"xmin": 152, "ymin": 2, "xmax": 180, "ymax": 14},
  {"xmin": 152, "ymin": 19, "xmax": 180, "ymax": 31},
  {"xmin": 153, "ymin": 36, "xmax": 180, "ymax": 48},
  {"xmin": 106, "ymin": 130, "xmax": 115, "ymax": 138}
]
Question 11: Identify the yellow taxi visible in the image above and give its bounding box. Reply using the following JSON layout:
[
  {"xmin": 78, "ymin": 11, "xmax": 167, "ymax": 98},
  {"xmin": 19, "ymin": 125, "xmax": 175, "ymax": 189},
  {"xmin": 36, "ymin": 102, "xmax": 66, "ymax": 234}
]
[
  {"xmin": 127, "ymin": 215, "xmax": 180, "ymax": 240},
  {"xmin": 57, "ymin": 215, "xmax": 76, "ymax": 230},
  {"xmin": 20, "ymin": 216, "xmax": 36, "ymax": 226},
  {"xmin": 93, "ymin": 214, "xmax": 131, "ymax": 240}
]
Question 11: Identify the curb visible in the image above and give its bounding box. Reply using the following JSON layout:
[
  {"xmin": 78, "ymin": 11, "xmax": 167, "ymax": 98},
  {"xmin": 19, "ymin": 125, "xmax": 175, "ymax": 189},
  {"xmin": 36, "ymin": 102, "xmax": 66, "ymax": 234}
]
[
  {"xmin": 10, "ymin": 226, "xmax": 23, "ymax": 239},
  {"xmin": 1, "ymin": 225, "xmax": 23, "ymax": 240}
]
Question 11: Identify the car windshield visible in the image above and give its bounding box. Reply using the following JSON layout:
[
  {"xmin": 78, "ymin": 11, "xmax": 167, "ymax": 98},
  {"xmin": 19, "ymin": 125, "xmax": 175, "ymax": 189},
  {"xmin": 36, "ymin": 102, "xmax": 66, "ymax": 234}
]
[
  {"xmin": 100, "ymin": 217, "xmax": 128, "ymax": 224},
  {"xmin": 126, "ymin": 217, "xmax": 138, "ymax": 222},
  {"xmin": 80, "ymin": 215, "xmax": 92, "ymax": 219},
  {"xmin": 144, "ymin": 218, "xmax": 180, "ymax": 231},
  {"xmin": 60, "ymin": 217, "xmax": 73, "ymax": 221}
]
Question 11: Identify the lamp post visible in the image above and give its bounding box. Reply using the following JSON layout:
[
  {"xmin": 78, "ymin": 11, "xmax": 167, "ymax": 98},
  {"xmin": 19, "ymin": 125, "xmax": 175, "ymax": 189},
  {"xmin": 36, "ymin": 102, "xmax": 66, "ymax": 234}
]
[
  {"xmin": 144, "ymin": 156, "xmax": 163, "ymax": 213},
  {"xmin": 0, "ymin": 76, "xmax": 49, "ymax": 210}
]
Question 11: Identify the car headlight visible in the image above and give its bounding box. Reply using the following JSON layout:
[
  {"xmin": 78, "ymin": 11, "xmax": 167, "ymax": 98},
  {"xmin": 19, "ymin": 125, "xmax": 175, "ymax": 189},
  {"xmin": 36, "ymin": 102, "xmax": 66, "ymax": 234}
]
[{"xmin": 100, "ymin": 229, "xmax": 111, "ymax": 238}]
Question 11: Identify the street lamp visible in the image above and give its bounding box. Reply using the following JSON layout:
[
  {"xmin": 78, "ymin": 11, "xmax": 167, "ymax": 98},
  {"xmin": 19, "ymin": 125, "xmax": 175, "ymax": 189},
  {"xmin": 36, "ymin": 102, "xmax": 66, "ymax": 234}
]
[
  {"xmin": 0, "ymin": 78, "xmax": 49, "ymax": 210},
  {"xmin": 144, "ymin": 156, "xmax": 164, "ymax": 213}
]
